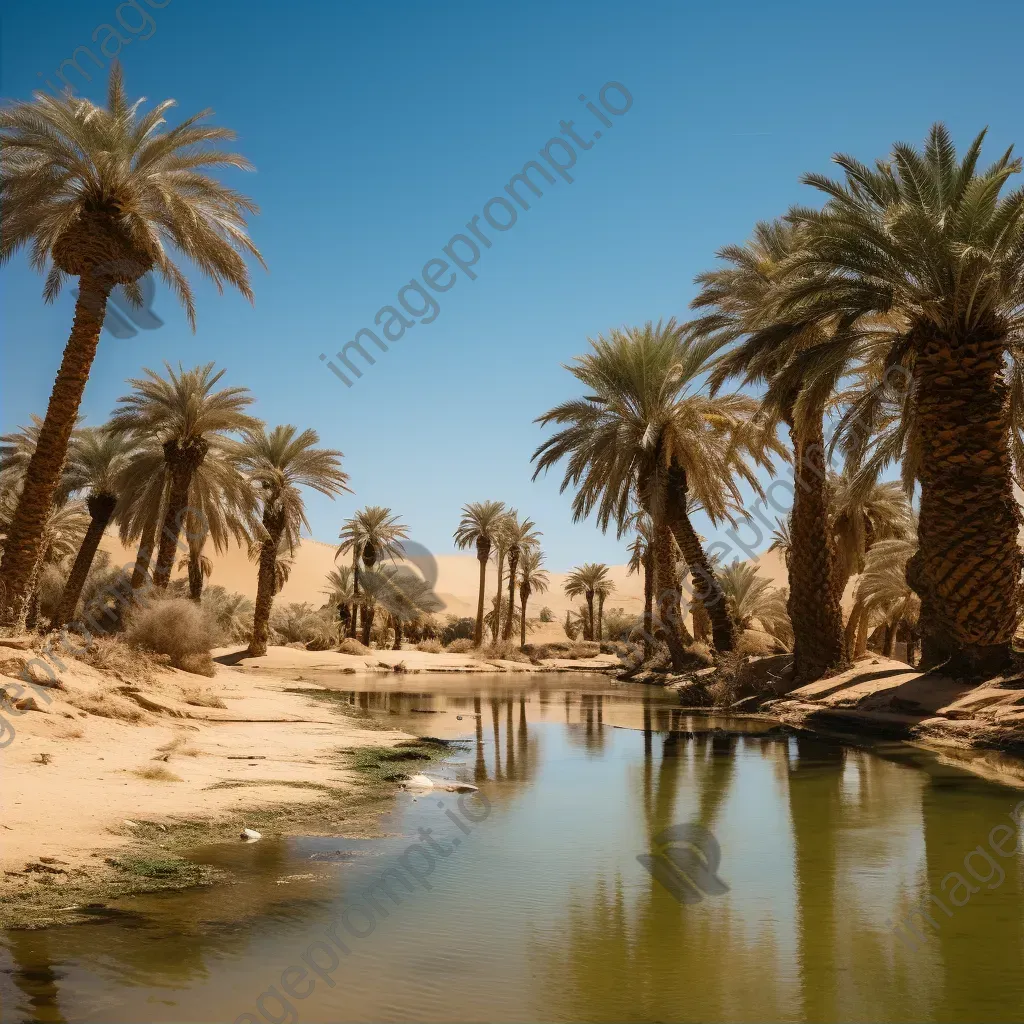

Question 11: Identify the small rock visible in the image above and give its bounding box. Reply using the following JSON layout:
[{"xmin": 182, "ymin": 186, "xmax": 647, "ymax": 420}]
[
  {"xmin": 123, "ymin": 820, "xmax": 139, "ymax": 828},
  {"xmin": 240, "ymin": 828, "xmax": 262, "ymax": 842},
  {"xmin": 13, "ymin": 696, "xmax": 49, "ymax": 713}
]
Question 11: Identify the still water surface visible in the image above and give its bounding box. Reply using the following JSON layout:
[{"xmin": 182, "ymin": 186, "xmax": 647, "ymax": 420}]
[{"xmin": 3, "ymin": 673, "xmax": 1024, "ymax": 1023}]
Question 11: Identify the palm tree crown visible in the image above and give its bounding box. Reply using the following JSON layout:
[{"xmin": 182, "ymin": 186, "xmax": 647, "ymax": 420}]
[{"xmin": 454, "ymin": 500, "xmax": 508, "ymax": 647}]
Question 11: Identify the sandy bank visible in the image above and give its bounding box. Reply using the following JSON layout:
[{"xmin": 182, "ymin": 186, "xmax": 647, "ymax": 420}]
[
  {"xmin": 759, "ymin": 656, "xmax": 1024, "ymax": 763},
  {"xmin": 0, "ymin": 639, "xmax": 424, "ymax": 929}
]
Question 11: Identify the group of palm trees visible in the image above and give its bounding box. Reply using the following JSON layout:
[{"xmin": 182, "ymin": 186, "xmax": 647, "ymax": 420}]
[
  {"xmin": 534, "ymin": 124, "xmax": 1024, "ymax": 683},
  {"xmin": 454, "ymin": 502, "xmax": 550, "ymax": 648},
  {"xmin": 2, "ymin": 63, "xmax": 1021, "ymax": 683},
  {"xmin": 0, "ymin": 362, "xmax": 350, "ymax": 657}
]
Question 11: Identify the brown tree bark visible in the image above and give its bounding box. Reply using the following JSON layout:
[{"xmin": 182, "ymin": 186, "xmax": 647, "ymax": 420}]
[
  {"xmin": 503, "ymin": 551, "xmax": 519, "ymax": 641},
  {"xmin": 53, "ymin": 491, "xmax": 117, "ymax": 628},
  {"xmin": 0, "ymin": 278, "xmax": 111, "ymax": 626},
  {"xmin": 248, "ymin": 510, "xmax": 284, "ymax": 657},
  {"xmin": 473, "ymin": 538, "xmax": 489, "ymax": 646},
  {"xmin": 910, "ymin": 326, "xmax": 1021, "ymax": 675},
  {"xmin": 187, "ymin": 547, "xmax": 204, "ymax": 602},
  {"xmin": 786, "ymin": 419, "xmax": 845, "ymax": 682},
  {"xmin": 642, "ymin": 548, "xmax": 654, "ymax": 660},
  {"xmin": 152, "ymin": 437, "xmax": 208, "ymax": 590},
  {"xmin": 519, "ymin": 583, "xmax": 530, "ymax": 648},
  {"xmin": 131, "ymin": 514, "xmax": 159, "ymax": 593},
  {"xmin": 492, "ymin": 551, "xmax": 505, "ymax": 643}
]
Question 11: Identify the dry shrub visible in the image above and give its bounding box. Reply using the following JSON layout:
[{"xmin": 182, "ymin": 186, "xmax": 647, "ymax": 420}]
[
  {"xmin": 338, "ymin": 637, "xmax": 372, "ymax": 655},
  {"xmin": 180, "ymin": 686, "xmax": 226, "ymax": 709},
  {"xmin": 416, "ymin": 639, "xmax": 443, "ymax": 654},
  {"xmin": 178, "ymin": 652, "xmax": 216, "ymax": 677},
  {"xmin": 477, "ymin": 639, "xmax": 531, "ymax": 664},
  {"xmin": 445, "ymin": 638, "xmax": 475, "ymax": 654},
  {"xmin": 128, "ymin": 598, "xmax": 215, "ymax": 671},
  {"xmin": 51, "ymin": 723, "xmax": 84, "ymax": 739},
  {"xmin": 69, "ymin": 635, "xmax": 163, "ymax": 684}
]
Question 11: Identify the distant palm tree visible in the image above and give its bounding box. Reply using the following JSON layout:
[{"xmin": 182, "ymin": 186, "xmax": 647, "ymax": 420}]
[
  {"xmin": 177, "ymin": 546, "xmax": 213, "ymax": 602},
  {"xmin": 52, "ymin": 428, "xmax": 137, "ymax": 627},
  {"xmin": 322, "ymin": 566, "xmax": 355, "ymax": 635},
  {"xmin": 454, "ymin": 500, "xmax": 508, "ymax": 646},
  {"xmin": 502, "ymin": 513, "xmax": 541, "ymax": 641},
  {"xmin": 489, "ymin": 512, "xmax": 516, "ymax": 643},
  {"xmin": 336, "ymin": 507, "xmax": 409, "ymax": 643},
  {"xmin": 237, "ymin": 425, "xmax": 349, "ymax": 657},
  {"xmin": 360, "ymin": 565, "xmax": 444, "ymax": 649},
  {"xmin": 852, "ymin": 538, "xmax": 921, "ymax": 659},
  {"xmin": 107, "ymin": 363, "xmax": 259, "ymax": 590},
  {"xmin": 594, "ymin": 577, "xmax": 616, "ymax": 642},
  {"xmin": 517, "ymin": 548, "xmax": 550, "ymax": 647},
  {"xmin": 0, "ymin": 65, "xmax": 263, "ymax": 625},
  {"xmin": 533, "ymin": 320, "xmax": 781, "ymax": 663},
  {"xmin": 625, "ymin": 512, "xmax": 654, "ymax": 656},
  {"xmin": 203, "ymin": 586, "xmax": 255, "ymax": 644},
  {"xmin": 564, "ymin": 563, "xmax": 611, "ymax": 642}
]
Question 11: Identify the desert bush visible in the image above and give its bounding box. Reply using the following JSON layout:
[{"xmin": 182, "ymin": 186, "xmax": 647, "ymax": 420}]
[
  {"xmin": 538, "ymin": 606, "xmax": 554, "ymax": 623},
  {"xmin": 440, "ymin": 616, "xmax": 475, "ymax": 644},
  {"xmin": 203, "ymin": 586, "xmax": 254, "ymax": 644},
  {"xmin": 271, "ymin": 603, "xmax": 337, "ymax": 650},
  {"xmin": 445, "ymin": 638, "xmax": 475, "ymax": 654},
  {"xmin": 68, "ymin": 634, "xmax": 164, "ymax": 684},
  {"xmin": 338, "ymin": 637, "xmax": 372, "ymax": 655},
  {"xmin": 602, "ymin": 607, "xmax": 639, "ymax": 642},
  {"xmin": 180, "ymin": 685, "xmax": 226, "ymax": 707},
  {"xmin": 416, "ymin": 639, "xmax": 443, "ymax": 653},
  {"xmin": 127, "ymin": 598, "xmax": 216, "ymax": 672},
  {"xmin": 477, "ymin": 639, "xmax": 531, "ymax": 663}
]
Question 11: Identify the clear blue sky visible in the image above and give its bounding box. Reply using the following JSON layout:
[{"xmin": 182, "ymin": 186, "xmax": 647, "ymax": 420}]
[{"xmin": 3, "ymin": 0, "xmax": 1022, "ymax": 571}]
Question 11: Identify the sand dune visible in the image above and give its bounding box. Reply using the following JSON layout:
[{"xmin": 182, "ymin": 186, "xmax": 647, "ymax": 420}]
[{"xmin": 99, "ymin": 533, "xmax": 792, "ymax": 621}]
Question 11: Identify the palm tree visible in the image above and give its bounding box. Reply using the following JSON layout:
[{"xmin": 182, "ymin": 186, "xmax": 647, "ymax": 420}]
[
  {"xmin": 107, "ymin": 363, "xmax": 259, "ymax": 590},
  {"xmin": 517, "ymin": 548, "xmax": 550, "ymax": 647},
  {"xmin": 0, "ymin": 65, "xmax": 263, "ymax": 625},
  {"xmin": 322, "ymin": 566, "xmax": 355, "ymax": 636},
  {"xmin": 692, "ymin": 218, "xmax": 848, "ymax": 681},
  {"xmin": 594, "ymin": 576, "xmax": 616, "ymax": 642},
  {"xmin": 564, "ymin": 564, "xmax": 610, "ymax": 642},
  {"xmin": 359, "ymin": 565, "xmax": 444, "ymax": 649},
  {"xmin": 533, "ymin": 320, "xmax": 781, "ymax": 662},
  {"xmin": 852, "ymin": 538, "xmax": 921, "ymax": 659},
  {"xmin": 51, "ymin": 428, "xmax": 136, "ymax": 627},
  {"xmin": 203, "ymin": 586, "xmax": 254, "ymax": 644},
  {"xmin": 237, "ymin": 425, "xmax": 349, "ymax": 657},
  {"xmin": 776, "ymin": 125, "xmax": 1024, "ymax": 674},
  {"xmin": 0, "ymin": 496, "xmax": 89, "ymax": 629},
  {"xmin": 454, "ymin": 500, "xmax": 508, "ymax": 646},
  {"xmin": 502, "ymin": 513, "xmax": 541, "ymax": 640},
  {"xmin": 177, "ymin": 545, "xmax": 213, "ymax": 602},
  {"xmin": 489, "ymin": 512, "xmax": 515, "ymax": 643},
  {"xmin": 626, "ymin": 512, "xmax": 655, "ymax": 657},
  {"xmin": 336, "ymin": 507, "xmax": 409, "ymax": 644}
]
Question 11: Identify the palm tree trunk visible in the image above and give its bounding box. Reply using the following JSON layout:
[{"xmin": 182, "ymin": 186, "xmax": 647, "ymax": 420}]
[
  {"xmin": 361, "ymin": 602, "xmax": 375, "ymax": 646},
  {"xmin": 651, "ymin": 515, "xmax": 695, "ymax": 669},
  {"xmin": 597, "ymin": 592, "xmax": 605, "ymax": 642},
  {"xmin": 0, "ymin": 277, "xmax": 111, "ymax": 626},
  {"xmin": 392, "ymin": 616, "xmax": 403, "ymax": 650},
  {"xmin": 882, "ymin": 622, "xmax": 896, "ymax": 657},
  {"xmin": 642, "ymin": 548, "xmax": 654, "ymax": 660},
  {"xmin": 843, "ymin": 605, "xmax": 861, "ymax": 660},
  {"xmin": 911, "ymin": 328, "xmax": 1021, "ymax": 675},
  {"xmin": 519, "ymin": 585, "xmax": 529, "ymax": 648},
  {"xmin": 187, "ymin": 548, "xmax": 204, "ymax": 602},
  {"xmin": 585, "ymin": 592, "xmax": 595, "ymax": 641},
  {"xmin": 503, "ymin": 554, "xmax": 518, "ymax": 641},
  {"xmin": 249, "ymin": 514, "xmax": 284, "ymax": 658},
  {"xmin": 131, "ymin": 514, "xmax": 159, "ymax": 592},
  {"xmin": 53, "ymin": 492, "xmax": 117, "ymax": 628},
  {"xmin": 350, "ymin": 552, "xmax": 360, "ymax": 639},
  {"xmin": 492, "ymin": 553, "xmax": 505, "ymax": 643},
  {"xmin": 474, "ymin": 549, "xmax": 488, "ymax": 646},
  {"xmin": 152, "ymin": 438, "xmax": 208, "ymax": 591},
  {"xmin": 786, "ymin": 419, "xmax": 845, "ymax": 682}
]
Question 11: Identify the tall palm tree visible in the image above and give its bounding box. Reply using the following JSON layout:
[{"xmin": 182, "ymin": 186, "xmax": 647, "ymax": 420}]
[
  {"xmin": 594, "ymin": 576, "xmax": 616, "ymax": 642},
  {"xmin": 776, "ymin": 125, "xmax": 1024, "ymax": 673},
  {"xmin": 107, "ymin": 363, "xmax": 259, "ymax": 590},
  {"xmin": 533, "ymin": 320, "xmax": 781, "ymax": 662},
  {"xmin": 692, "ymin": 218, "xmax": 849, "ymax": 681},
  {"xmin": 52, "ymin": 428, "xmax": 136, "ymax": 627},
  {"xmin": 489, "ymin": 512, "xmax": 515, "ymax": 643},
  {"xmin": 502, "ymin": 513, "xmax": 541, "ymax": 640},
  {"xmin": 336, "ymin": 506, "xmax": 409, "ymax": 643},
  {"xmin": 564, "ymin": 563, "xmax": 611, "ymax": 642},
  {"xmin": 237, "ymin": 425, "xmax": 349, "ymax": 657},
  {"xmin": 517, "ymin": 548, "xmax": 550, "ymax": 647},
  {"xmin": 322, "ymin": 566, "xmax": 355, "ymax": 636},
  {"xmin": 0, "ymin": 64, "xmax": 263, "ymax": 625},
  {"xmin": 454, "ymin": 500, "xmax": 508, "ymax": 646}
]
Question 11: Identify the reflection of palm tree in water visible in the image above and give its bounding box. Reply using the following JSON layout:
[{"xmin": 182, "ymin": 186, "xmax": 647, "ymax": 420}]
[
  {"xmin": 5, "ymin": 930, "xmax": 67, "ymax": 1024},
  {"xmin": 788, "ymin": 734, "xmax": 845, "ymax": 1023},
  {"xmin": 473, "ymin": 695, "xmax": 486, "ymax": 782}
]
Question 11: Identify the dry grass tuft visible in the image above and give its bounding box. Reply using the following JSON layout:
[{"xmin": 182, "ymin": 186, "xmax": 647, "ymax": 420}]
[
  {"xmin": 177, "ymin": 652, "xmax": 217, "ymax": 677},
  {"xmin": 179, "ymin": 686, "xmax": 226, "ymax": 709},
  {"xmin": 476, "ymin": 640, "xmax": 532, "ymax": 664},
  {"xmin": 67, "ymin": 635, "xmax": 163, "ymax": 684},
  {"xmin": 132, "ymin": 765, "xmax": 183, "ymax": 782},
  {"xmin": 65, "ymin": 691, "xmax": 147, "ymax": 723},
  {"xmin": 445, "ymin": 638, "xmax": 475, "ymax": 654},
  {"xmin": 338, "ymin": 637, "xmax": 372, "ymax": 656},
  {"xmin": 416, "ymin": 639, "xmax": 443, "ymax": 654}
]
